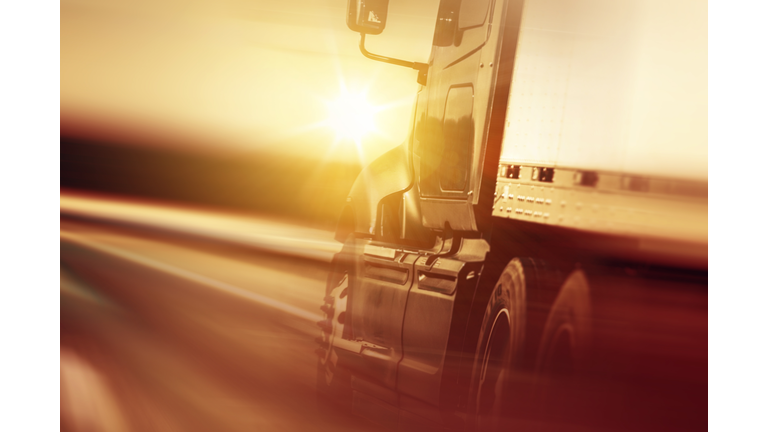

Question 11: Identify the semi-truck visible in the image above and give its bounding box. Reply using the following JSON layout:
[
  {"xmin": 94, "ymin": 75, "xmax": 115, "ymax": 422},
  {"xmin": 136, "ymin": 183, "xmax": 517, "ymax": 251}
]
[{"xmin": 316, "ymin": 0, "xmax": 707, "ymax": 431}]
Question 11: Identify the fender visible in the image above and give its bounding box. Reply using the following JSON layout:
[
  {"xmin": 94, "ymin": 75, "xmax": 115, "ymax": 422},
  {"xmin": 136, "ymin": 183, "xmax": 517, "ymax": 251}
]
[{"xmin": 335, "ymin": 141, "xmax": 413, "ymax": 242}]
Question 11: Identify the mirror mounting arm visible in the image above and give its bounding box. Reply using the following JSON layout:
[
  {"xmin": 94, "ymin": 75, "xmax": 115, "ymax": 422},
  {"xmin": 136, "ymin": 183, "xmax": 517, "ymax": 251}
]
[{"xmin": 359, "ymin": 34, "xmax": 428, "ymax": 86}]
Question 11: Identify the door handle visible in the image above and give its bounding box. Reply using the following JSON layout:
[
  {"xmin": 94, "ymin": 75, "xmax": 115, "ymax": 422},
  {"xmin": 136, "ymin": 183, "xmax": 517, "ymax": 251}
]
[
  {"xmin": 364, "ymin": 261, "xmax": 409, "ymax": 285},
  {"xmin": 417, "ymin": 271, "xmax": 457, "ymax": 295}
]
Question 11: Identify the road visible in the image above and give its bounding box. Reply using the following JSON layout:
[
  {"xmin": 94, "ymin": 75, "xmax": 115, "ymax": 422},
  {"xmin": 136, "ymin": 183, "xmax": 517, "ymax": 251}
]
[{"xmin": 60, "ymin": 212, "xmax": 386, "ymax": 432}]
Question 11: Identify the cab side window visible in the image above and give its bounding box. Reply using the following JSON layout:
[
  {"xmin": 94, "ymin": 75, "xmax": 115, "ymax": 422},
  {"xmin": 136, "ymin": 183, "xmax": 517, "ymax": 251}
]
[
  {"xmin": 458, "ymin": 0, "xmax": 491, "ymax": 30},
  {"xmin": 440, "ymin": 86, "xmax": 474, "ymax": 191}
]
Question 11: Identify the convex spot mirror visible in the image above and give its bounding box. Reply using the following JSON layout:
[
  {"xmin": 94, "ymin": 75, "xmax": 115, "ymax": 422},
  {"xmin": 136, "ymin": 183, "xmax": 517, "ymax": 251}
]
[{"xmin": 347, "ymin": 0, "xmax": 389, "ymax": 35}]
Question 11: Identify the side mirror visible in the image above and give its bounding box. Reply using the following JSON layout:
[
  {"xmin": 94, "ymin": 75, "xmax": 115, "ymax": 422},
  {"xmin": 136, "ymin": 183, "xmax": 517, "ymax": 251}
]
[
  {"xmin": 346, "ymin": 0, "xmax": 389, "ymax": 35},
  {"xmin": 346, "ymin": 0, "xmax": 428, "ymax": 86}
]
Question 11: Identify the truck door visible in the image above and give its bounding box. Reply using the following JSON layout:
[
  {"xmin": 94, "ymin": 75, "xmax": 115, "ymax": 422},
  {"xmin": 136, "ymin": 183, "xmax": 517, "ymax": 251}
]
[
  {"xmin": 414, "ymin": 0, "xmax": 509, "ymax": 231},
  {"xmin": 399, "ymin": 0, "xmax": 517, "ymax": 408},
  {"xmin": 349, "ymin": 240, "xmax": 419, "ymax": 392}
]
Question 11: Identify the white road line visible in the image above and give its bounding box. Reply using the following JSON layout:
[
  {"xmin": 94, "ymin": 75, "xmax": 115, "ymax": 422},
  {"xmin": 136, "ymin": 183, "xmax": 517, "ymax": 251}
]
[{"xmin": 61, "ymin": 231, "xmax": 324, "ymax": 324}]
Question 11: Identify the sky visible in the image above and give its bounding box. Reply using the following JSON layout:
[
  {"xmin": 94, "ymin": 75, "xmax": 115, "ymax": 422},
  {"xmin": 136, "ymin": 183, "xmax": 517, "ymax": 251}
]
[{"xmin": 61, "ymin": 0, "xmax": 440, "ymax": 164}]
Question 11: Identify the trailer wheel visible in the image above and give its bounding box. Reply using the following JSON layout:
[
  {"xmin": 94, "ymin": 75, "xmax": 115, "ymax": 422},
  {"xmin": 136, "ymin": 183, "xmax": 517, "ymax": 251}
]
[
  {"xmin": 468, "ymin": 260, "xmax": 591, "ymax": 431},
  {"xmin": 315, "ymin": 249, "xmax": 353, "ymax": 411}
]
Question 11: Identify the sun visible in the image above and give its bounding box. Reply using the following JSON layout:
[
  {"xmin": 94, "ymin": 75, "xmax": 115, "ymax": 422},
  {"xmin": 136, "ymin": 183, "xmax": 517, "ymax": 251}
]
[{"xmin": 325, "ymin": 91, "xmax": 378, "ymax": 143}]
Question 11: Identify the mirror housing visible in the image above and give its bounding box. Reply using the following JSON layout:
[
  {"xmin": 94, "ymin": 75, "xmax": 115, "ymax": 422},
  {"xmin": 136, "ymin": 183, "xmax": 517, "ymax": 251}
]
[{"xmin": 346, "ymin": 0, "xmax": 389, "ymax": 35}]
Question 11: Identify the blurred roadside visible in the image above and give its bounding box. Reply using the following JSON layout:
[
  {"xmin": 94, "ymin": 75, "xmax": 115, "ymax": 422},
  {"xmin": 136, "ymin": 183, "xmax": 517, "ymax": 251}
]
[
  {"xmin": 60, "ymin": 217, "xmax": 379, "ymax": 432},
  {"xmin": 61, "ymin": 134, "xmax": 362, "ymax": 233},
  {"xmin": 61, "ymin": 189, "xmax": 342, "ymax": 263}
]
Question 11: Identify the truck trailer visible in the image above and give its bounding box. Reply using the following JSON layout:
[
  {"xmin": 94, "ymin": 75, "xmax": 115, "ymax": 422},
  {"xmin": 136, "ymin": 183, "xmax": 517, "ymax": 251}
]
[{"xmin": 316, "ymin": 0, "xmax": 707, "ymax": 431}]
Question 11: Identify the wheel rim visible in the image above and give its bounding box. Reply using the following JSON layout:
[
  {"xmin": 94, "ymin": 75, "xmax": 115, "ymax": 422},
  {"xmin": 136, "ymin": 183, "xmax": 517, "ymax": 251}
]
[{"xmin": 476, "ymin": 309, "xmax": 511, "ymax": 425}]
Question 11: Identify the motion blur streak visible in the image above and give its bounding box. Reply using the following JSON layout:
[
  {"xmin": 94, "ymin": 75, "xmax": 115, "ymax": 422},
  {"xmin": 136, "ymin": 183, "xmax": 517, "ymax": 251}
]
[
  {"xmin": 61, "ymin": 215, "xmax": 389, "ymax": 432},
  {"xmin": 61, "ymin": 191, "xmax": 342, "ymax": 262},
  {"xmin": 62, "ymin": 230, "xmax": 323, "ymax": 323},
  {"xmin": 61, "ymin": 348, "xmax": 128, "ymax": 432}
]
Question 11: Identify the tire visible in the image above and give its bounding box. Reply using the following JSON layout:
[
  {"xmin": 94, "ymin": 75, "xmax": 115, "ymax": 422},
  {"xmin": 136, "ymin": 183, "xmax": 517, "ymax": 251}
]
[
  {"xmin": 467, "ymin": 259, "xmax": 591, "ymax": 432},
  {"xmin": 531, "ymin": 270, "xmax": 592, "ymax": 423},
  {"xmin": 316, "ymin": 245, "xmax": 354, "ymax": 412}
]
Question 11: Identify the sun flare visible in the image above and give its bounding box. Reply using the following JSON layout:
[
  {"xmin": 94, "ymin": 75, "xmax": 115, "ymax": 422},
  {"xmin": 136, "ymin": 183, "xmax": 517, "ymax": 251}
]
[{"xmin": 325, "ymin": 91, "xmax": 377, "ymax": 143}]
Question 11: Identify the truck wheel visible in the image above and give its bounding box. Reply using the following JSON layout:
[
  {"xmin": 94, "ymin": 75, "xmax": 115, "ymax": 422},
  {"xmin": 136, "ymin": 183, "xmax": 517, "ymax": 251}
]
[
  {"xmin": 468, "ymin": 260, "xmax": 590, "ymax": 431},
  {"xmin": 315, "ymin": 251, "xmax": 353, "ymax": 411},
  {"xmin": 529, "ymin": 270, "xmax": 592, "ymax": 426},
  {"xmin": 468, "ymin": 258, "xmax": 531, "ymax": 431}
]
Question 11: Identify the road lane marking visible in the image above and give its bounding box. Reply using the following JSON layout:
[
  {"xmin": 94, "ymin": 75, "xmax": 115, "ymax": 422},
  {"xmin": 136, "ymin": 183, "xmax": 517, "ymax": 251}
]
[{"xmin": 61, "ymin": 231, "xmax": 324, "ymax": 324}]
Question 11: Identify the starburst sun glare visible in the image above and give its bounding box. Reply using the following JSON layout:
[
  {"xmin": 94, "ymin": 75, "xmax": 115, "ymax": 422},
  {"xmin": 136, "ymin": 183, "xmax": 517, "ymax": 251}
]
[{"xmin": 324, "ymin": 91, "xmax": 378, "ymax": 143}]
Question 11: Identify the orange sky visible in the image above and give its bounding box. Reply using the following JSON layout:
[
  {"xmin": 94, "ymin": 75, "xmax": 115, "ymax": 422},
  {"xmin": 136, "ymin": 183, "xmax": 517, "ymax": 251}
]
[{"xmin": 61, "ymin": 0, "xmax": 440, "ymax": 164}]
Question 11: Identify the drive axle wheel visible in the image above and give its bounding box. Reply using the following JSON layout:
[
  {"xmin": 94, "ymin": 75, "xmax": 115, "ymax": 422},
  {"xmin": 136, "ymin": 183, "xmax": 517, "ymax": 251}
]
[
  {"xmin": 468, "ymin": 259, "xmax": 591, "ymax": 432},
  {"xmin": 529, "ymin": 270, "xmax": 592, "ymax": 426}
]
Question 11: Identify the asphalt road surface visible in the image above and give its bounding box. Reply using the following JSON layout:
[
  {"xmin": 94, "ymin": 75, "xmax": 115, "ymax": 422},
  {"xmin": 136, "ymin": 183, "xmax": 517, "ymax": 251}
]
[{"xmin": 61, "ymin": 217, "xmax": 387, "ymax": 432}]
